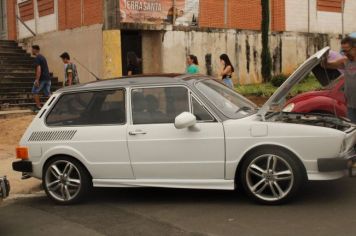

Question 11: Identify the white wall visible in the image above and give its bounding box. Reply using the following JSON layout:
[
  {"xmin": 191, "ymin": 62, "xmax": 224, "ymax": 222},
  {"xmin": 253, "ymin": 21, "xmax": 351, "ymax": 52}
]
[
  {"xmin": 285, "ymin": 0, "xmax": 356, "ymax": 34},
  {"xmin": 21, "ymin": 24, "xmax": 103, "ymax": 84},
  {"xmin": 143, "ymin": 30, "xmax": 341, "ymax": 85},
  {"xmin": 18, "ymin": 19, "xmax": 36, "ymax": 38}
]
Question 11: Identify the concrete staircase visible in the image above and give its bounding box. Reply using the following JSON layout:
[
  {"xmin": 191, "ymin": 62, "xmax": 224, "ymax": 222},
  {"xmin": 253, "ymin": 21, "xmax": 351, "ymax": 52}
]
[{"xmin": 0, "ymin": 40, "xmax": 62, "ymax": 111}]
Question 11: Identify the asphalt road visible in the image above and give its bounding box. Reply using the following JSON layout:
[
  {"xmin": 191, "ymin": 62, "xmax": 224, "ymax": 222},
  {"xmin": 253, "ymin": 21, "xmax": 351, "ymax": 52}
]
[{"xmin": 1, "ymin": 178, "xmax": 356, "ymax": 236}]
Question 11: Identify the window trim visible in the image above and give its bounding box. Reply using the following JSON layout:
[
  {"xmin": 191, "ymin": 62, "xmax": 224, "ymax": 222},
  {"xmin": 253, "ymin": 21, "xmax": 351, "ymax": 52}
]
[
  {"xmin": 45, "ymin": 88, "xmax": 127, "ymax": 127},
  {"xmin": 190, "ymin": 93, "xmax": 216, "ymax": 123},
  {"xmin": 129, "ymin": 84, "xmax": 219, "ymax": 125},
  {"xmin": 130, "ymin": 84, "xmax": 191, "ymax": 125}
]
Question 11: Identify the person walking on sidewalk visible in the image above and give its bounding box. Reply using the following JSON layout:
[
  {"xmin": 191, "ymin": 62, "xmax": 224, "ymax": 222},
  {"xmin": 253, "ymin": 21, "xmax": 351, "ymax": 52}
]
[
  {"xmin": 60, "ymin": 52, "xmax": 80, "ymax": 86},
  {"xmin": 186, "ymin": 55, "xmax": 199, "ymax": 74},
  {"xmin": 219, "ymin": 54, "xmax": 234, "ymax": 89},
  {"xmin": 324, "ymin": 36, "xmax": 356, "ymax": 123},
  {"xmin": 31, "ymin": 45, "xmax": 51, "ymax": 112}
]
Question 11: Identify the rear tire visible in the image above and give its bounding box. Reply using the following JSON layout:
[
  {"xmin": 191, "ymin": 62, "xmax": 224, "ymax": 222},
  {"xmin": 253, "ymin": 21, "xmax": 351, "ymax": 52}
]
[
  {"xmin": 239, "ymin": 147, "xmax": 306, "ymax": 205},
  {"xmin": 42, "ymin": 156, "xmax": 91, "ymax": 205}
]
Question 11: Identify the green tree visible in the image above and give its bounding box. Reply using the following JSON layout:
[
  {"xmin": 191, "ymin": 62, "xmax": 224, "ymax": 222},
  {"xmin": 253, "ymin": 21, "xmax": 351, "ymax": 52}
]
[{"xmin": 261, "ymin": 0, "xmax": 272, "ymax": 82}]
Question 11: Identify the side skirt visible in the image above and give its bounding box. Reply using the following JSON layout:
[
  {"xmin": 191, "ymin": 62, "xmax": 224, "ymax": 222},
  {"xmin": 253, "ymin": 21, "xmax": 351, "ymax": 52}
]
[{"xmin": 93, "ymin": 179, "xmax": 235, "ymax": 190}]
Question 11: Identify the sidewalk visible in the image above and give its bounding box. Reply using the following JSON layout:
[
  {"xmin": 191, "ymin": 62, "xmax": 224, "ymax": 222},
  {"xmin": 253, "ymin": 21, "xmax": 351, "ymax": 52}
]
[{"xmin": 0, "ymin": 115, "xmax": 41, "ymax": 194}]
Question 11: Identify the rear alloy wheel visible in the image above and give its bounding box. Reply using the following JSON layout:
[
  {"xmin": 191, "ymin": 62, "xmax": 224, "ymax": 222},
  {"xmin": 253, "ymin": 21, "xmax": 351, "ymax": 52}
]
[
  {"xmin": 240, "ymin": 148, "xmax": 305, "ymax": 204},
  {"xmin": 43, "ymin": 157, "xmax": 90, "ymax": 204}
]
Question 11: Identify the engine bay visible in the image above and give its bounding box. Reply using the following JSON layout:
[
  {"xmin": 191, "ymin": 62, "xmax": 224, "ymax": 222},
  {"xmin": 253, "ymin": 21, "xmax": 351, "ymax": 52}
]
[{"xmin": 267, "ymin": 112, "xmax": 355, "ymax": 132}]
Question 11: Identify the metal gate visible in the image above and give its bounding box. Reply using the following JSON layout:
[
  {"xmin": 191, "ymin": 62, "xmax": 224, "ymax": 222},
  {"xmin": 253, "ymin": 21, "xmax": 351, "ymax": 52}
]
[{"xmin": 0, "ymin": 0, "xmax": 7, "ymax": 40}]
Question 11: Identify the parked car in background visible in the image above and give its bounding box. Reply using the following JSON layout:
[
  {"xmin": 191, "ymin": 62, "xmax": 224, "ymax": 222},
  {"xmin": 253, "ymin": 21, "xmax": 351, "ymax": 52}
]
[
  {"xmin": 283, "ymin": 76, "xmax": 346, "ymax": 118},
  {"xmin": 12, "ymin": 47, "xmax": 356, "ymax": 205},
  {"xmin": 0, "ymin": 176, "xmax": 10, "ymax": 203}
]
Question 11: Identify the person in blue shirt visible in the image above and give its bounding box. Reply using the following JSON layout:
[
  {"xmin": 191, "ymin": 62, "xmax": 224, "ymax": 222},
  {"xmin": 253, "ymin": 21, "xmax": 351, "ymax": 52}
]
[
  {"xmin": 186, "ymin": 55, "xmax": 199, "ymax": 74},
  {"xmin": 31, "ymin": 45, "xmax": 51, "ymax": 112}
]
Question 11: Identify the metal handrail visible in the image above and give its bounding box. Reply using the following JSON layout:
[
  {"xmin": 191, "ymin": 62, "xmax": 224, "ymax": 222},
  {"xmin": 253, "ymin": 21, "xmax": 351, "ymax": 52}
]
[{"xmin": 16, "ymin": 15, "xmax": 36, "ymax": 36}]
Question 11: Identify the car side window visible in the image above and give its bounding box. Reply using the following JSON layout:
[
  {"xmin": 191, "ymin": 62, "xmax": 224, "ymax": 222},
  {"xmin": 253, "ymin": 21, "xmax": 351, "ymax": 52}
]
[
  {"xmin": 131, "ymin": 86, "xmax": 189, "ymax": 124},
  {"xmin": 46, "ymin": 89, "xmax": 126, "ymax": 126},
  {"xmin": 192, "ymin": 96, "xmax": 214, "ymax": 121}
]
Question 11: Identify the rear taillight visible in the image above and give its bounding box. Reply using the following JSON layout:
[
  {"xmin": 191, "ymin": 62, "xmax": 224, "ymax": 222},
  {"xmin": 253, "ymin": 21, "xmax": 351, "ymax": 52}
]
[{"xmin": 16, "ymin": 147, "xmax": 29, "ymax": 160}]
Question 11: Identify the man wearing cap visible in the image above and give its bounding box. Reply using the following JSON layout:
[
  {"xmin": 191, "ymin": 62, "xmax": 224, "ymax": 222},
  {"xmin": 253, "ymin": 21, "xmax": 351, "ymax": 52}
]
[{"xmin": 325, "ymin": 36, "xmax": 356, "ymax": 122}]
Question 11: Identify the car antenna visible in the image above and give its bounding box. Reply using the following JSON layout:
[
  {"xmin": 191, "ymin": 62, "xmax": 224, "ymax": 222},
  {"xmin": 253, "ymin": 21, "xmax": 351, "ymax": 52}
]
[{"xmin": 73, "ymin": 57, "xmax": 101, "ymax": 81}]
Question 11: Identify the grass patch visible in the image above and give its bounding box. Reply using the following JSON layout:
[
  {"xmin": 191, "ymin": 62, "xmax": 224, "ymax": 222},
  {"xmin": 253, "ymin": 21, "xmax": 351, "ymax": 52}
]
[{"xmin": 235, "ymin": 74, "xmax": 322, "ymax": 97}]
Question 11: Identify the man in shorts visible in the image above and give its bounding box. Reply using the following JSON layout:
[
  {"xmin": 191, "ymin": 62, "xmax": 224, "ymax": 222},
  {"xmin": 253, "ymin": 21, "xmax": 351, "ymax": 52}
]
[{"xmin": 31, "ymin": 45, "xmax": 51, "ymax": 112}]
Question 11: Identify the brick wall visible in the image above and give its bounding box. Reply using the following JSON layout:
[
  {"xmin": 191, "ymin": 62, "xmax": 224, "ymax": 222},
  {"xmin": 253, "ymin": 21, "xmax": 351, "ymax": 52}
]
[
  {"xmin": 228, "ymin": 0, "xmax": 261, "ymax": 30},
  {"xmin": 58, "ymin": 0, "xmax": 103, "ymax": 30},
  {"xmin": 6, "ymin": 0, "xmax": 17, "ymax": 40},
  {"xmin": 199, "ymin": 0, "xmax": 285, "ymax": 31},
  {"xmin": 271, "ymin": 0, "xmax": 285, "ymax": 31},
  {"xmin": 199, "ymin": 0, "xmax": 226, "ymax": 28},
  {"xmin": 83, "ymin": 0, "xmax": 103, "ymax": 26}
]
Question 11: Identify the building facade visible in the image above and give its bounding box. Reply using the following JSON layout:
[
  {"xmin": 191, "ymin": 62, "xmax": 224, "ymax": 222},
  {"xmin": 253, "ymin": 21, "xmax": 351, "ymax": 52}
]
[{"xmin": 2, "ymin": 0, "xmax": 356, "ymax": 84}]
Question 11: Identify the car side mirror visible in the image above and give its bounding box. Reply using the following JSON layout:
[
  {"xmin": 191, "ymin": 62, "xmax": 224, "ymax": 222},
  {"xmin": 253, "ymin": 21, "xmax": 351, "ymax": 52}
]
[{"xmin": 174, "ymin": 112, "xmax": 197, "ymax": 129}]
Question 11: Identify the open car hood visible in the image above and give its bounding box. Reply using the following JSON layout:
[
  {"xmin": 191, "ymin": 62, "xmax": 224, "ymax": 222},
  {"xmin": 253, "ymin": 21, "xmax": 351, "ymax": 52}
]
[{"xmin": 257, "ymin": 47, "xmax": 330, "ymax": 118}]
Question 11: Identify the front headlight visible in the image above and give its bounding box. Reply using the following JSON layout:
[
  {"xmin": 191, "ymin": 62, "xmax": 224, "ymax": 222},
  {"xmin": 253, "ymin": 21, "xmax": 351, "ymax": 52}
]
[{"xmin": 283, "ymin": 103, "xmax": 295, "ymax": 112}]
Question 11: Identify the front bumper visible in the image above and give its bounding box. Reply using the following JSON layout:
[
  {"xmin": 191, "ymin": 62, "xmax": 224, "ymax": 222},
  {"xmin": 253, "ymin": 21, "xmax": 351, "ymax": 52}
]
[
  {"xmin": 0, "ymin": 176, "xmax": 10, "ymax": 199},
  {"xmin": 12, "ymin": 160, "xmax": 33, "ymax": 173},
  {"xmin": 317, "ymin": 149, "xmax": 356, "ymax": 176}
]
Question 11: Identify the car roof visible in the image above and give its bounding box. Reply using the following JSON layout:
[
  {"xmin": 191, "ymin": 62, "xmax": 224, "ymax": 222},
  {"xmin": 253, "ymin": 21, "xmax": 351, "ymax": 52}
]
[{"xmin": 56, "ymin": 74, "xmax": 208, "ymax": 93}]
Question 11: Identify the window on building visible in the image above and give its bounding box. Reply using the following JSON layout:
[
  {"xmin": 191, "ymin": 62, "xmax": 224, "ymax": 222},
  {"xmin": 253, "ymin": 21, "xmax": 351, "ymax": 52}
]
[
  {"xmin": 37, "ymin": 0, "xmax": 54, "ymax": 17},
  {"xmin": 317, "ymin": 0, "xmax": 343, "ymax": 13},
  {"xmin": 18, "ymin": 0, "xmax": 34, "ymax": 21},
  {"xmin": 131, "ymin": 87, "xmax": 189, "ymax": 124},
  {"xmin": 46, "ymin": 89, "xmax": 126, "ymax": 126}
]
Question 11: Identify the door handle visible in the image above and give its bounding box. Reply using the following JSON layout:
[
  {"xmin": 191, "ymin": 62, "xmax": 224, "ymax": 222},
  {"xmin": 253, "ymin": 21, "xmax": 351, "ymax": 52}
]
[{"xmin": 129, "ymin": 130, "xmax": 147, "ymax": 135}]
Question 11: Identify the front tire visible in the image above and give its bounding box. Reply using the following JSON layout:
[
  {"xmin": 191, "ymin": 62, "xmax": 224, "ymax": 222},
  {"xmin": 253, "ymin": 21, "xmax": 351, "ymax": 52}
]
[
  {"xmin": 239, "ymin": 148, "xmax": 306, "ymax": 205},
  {"xmin": 43, "ymin": 156, "xmax": 91, "ymax": 204}
]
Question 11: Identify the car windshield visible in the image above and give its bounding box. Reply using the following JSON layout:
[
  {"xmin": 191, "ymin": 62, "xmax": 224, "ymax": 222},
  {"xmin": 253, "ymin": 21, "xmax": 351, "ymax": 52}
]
[{"xmin": 195, "ymin": 79, "xmax": 257, "ymax": 119}]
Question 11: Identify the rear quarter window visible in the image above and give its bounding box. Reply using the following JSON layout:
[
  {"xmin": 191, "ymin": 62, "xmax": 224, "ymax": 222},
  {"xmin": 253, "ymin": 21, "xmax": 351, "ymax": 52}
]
[{"xmin": 46, "ymin": 89, "xmax": 126, "ymax": 126}]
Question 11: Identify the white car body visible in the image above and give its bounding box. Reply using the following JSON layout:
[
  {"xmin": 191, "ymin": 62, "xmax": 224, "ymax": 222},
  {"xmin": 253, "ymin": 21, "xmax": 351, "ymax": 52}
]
[{"xmin": 13, "ymin": 47, "xmax": 356, "ymax": 204}]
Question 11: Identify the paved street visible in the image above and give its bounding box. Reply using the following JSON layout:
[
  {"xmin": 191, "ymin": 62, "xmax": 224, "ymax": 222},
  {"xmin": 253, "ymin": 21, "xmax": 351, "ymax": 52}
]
[{"xmin": 1, "ymin": 178, "xmax": 356, "ymax": 236}]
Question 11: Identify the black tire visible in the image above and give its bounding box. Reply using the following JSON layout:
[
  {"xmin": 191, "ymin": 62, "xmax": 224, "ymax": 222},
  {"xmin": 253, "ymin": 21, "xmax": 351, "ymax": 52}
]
[
  {"xmin": 42, "ymin": 156, "xmax": 91, "ymax": 205},
  {"xmin": 239, "ymin": 147, "xmax": 306, "ymax": 205}
]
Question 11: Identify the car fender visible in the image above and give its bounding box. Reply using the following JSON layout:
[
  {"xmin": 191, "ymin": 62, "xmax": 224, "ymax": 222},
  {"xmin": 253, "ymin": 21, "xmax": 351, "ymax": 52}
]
[
  {"xmin": 292, "ymin": 96, "xmax": 343, "ymax": 115},
  {"xmin": 31, "ymin": 145, "xmax": 90, "ymax": 179},
  {"xmin": 226, "ymin": 141, "xmax": 306, "ymax": 180}
]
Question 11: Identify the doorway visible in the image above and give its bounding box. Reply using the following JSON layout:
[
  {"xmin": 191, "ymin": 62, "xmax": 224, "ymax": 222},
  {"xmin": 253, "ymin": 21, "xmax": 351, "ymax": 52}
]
[
  {"xmin": 0, "ymin": 0, "xmax": 7, "ymax": 40},
  {"xmin": 121, "ymin": 30, "xmax": 142, "ymax": 76}
]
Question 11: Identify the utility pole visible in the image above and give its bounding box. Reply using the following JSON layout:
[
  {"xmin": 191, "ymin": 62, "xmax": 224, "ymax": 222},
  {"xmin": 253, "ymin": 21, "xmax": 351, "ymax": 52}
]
[{"xmin": 261, "ymin": 0, "xmax": 272, "ymax": 82}]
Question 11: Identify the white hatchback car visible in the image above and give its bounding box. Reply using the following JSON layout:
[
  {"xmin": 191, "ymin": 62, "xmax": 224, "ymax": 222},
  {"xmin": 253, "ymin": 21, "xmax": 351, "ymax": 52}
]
[{"xmin": 13, "ymin": 47, "xmax": 356, "ymax": 205}]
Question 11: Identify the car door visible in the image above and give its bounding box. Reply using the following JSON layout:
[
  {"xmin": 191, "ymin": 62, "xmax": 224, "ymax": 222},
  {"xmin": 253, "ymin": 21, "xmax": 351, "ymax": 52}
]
[{"xmin": 127, "ymin": 85, "xmax": 225, "ymax": 179}]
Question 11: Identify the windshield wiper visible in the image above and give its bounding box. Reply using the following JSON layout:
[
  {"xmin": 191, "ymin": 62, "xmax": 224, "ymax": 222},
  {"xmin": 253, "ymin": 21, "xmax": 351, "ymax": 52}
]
[{"xmin": 235, "ymin": 106, "xmax": 252, "ymax": 113}]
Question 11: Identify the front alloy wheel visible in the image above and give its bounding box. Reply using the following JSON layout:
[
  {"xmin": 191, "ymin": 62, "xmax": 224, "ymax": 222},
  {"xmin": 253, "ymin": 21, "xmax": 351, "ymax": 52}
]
[
  {"xmin": 43, "ymin": 157, "xmax": 90, "ymax": 204},
  {"xmin": 240, "ymin": 148, "xmax": 305, "ymax": 204}
]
